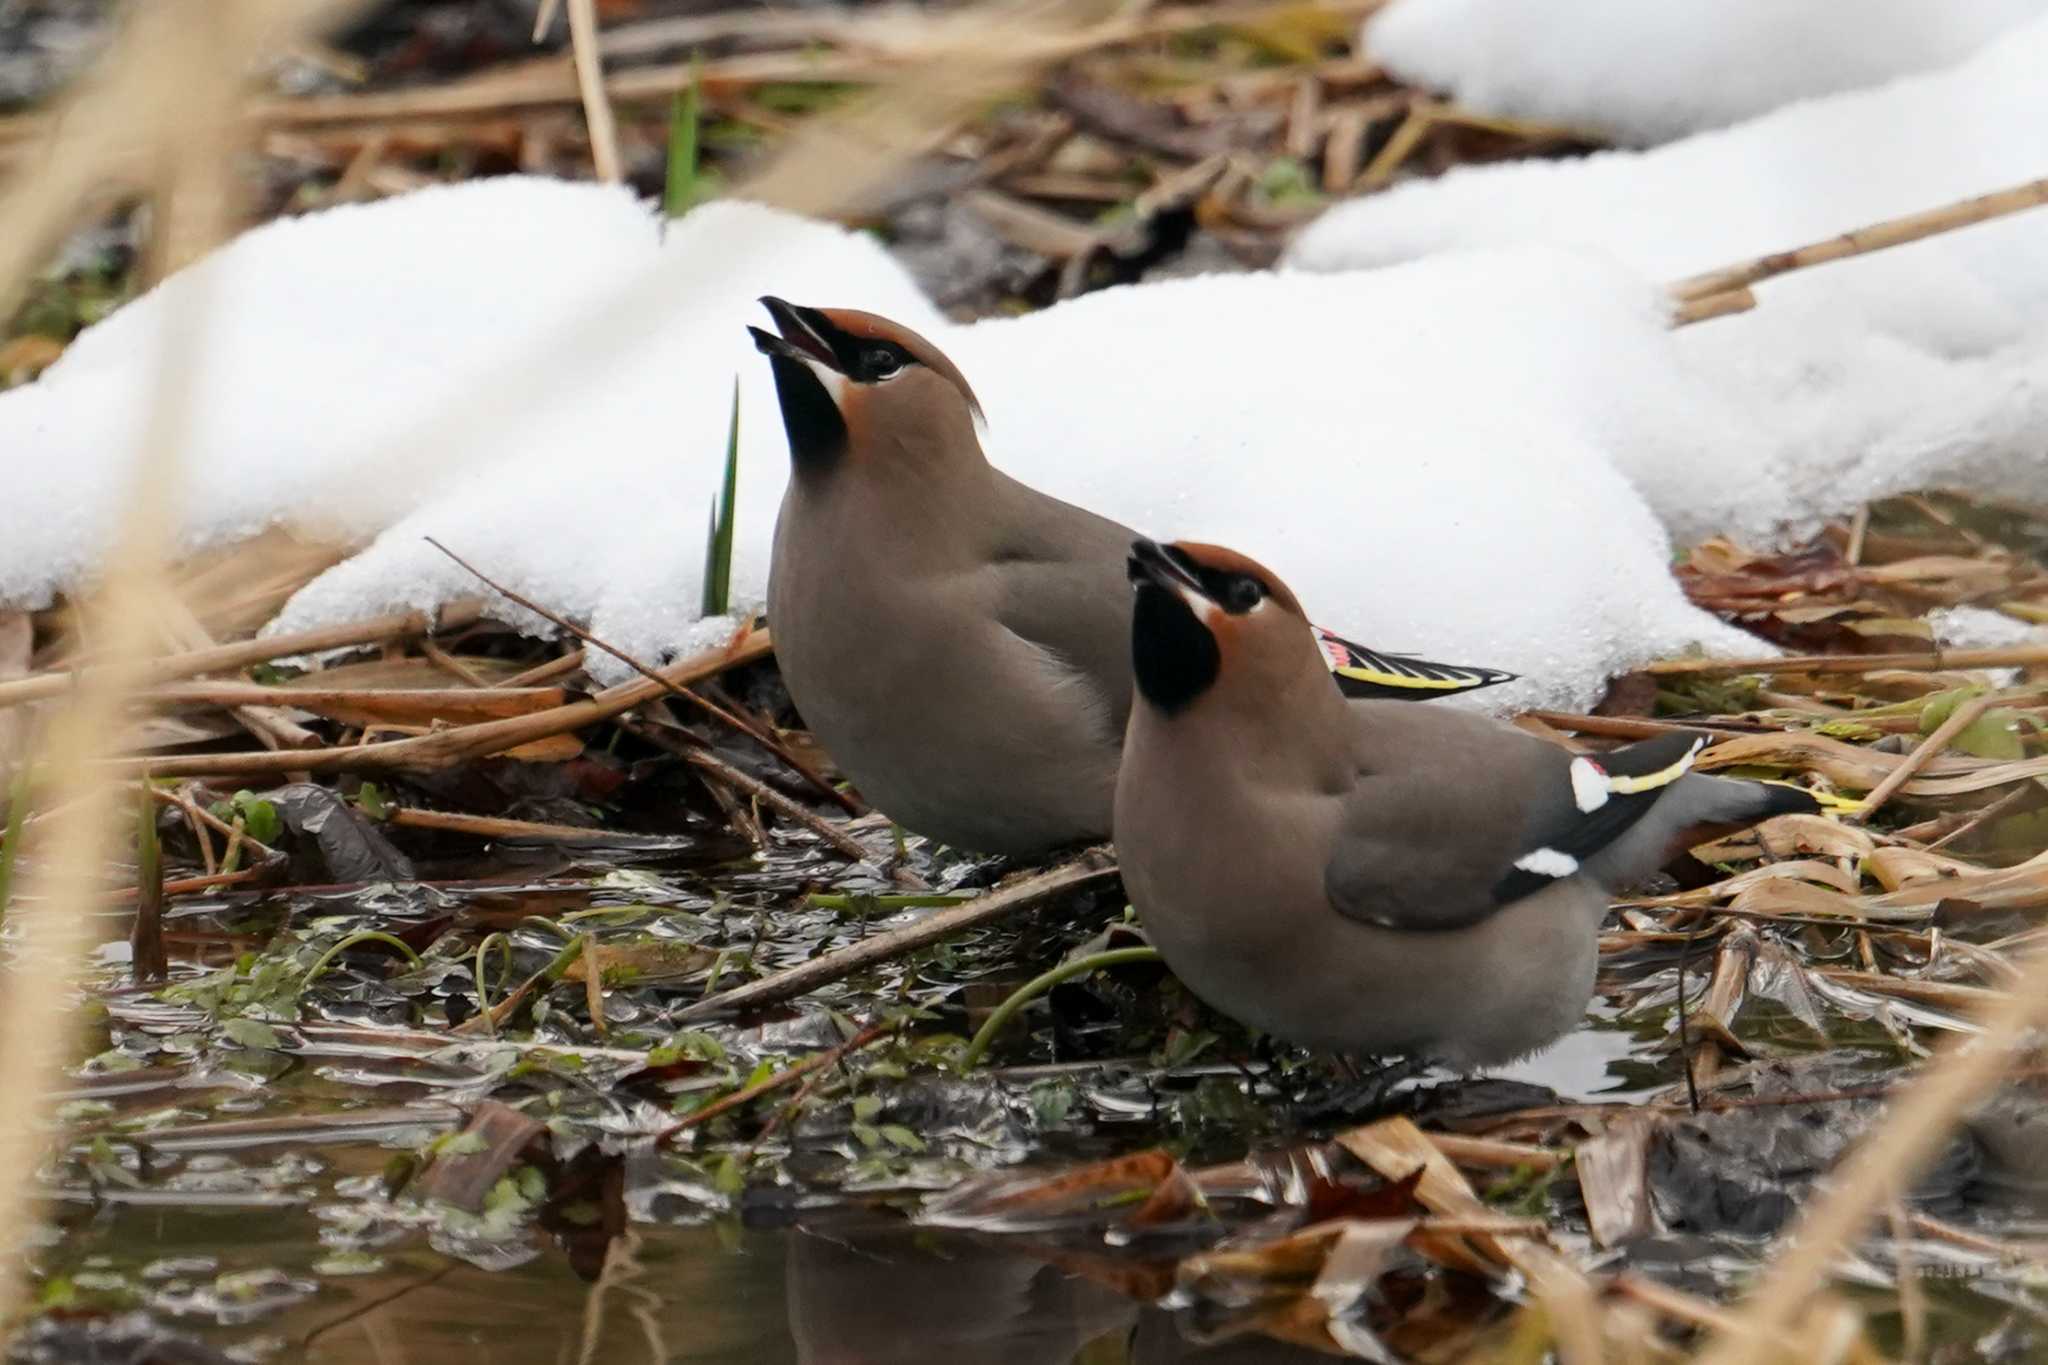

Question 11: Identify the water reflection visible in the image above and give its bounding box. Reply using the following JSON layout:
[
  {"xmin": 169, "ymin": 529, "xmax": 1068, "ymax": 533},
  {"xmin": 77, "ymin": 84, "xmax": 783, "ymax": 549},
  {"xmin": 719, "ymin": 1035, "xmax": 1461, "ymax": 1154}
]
[{"xmin": 52, "ymin": 1198, "xmax": 1357, "ymax": 1363}]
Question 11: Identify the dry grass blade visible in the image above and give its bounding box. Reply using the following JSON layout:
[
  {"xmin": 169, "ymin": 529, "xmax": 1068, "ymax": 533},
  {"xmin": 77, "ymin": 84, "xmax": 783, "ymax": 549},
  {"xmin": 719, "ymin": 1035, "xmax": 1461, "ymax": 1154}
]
[
  {"xmin": 1336, "ymin": 1116, "xmax": 1593, "ymax": 1328},
  {"xmin": 148, "ymin": 680, "xmax": 571, "ymax": 727},
  {"xmin": 1575, "ymin": 1119, "xmax": 1655, "ymax": 1249},
  {"xmin": 0, "ymin": 602, "xmax": 486, "ymax": 712},
  {"xmin": 102, "ymin": 630, "xmax": 772, "ymax": 778},
  {"xmin": 1688, "ymin": 925, "xmax": 1759, "ymax": 1091},
  {"xmin": 424, "ymin": 537, "xmax": 856, "ymax": 813}
]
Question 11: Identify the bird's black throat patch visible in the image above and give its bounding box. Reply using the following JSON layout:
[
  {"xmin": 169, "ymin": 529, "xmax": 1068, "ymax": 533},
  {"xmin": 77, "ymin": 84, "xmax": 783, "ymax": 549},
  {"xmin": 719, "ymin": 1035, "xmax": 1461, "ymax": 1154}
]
[
  {"xmin": 1132, "ymin": 582, "xmax": 1219, "ymax": 715},
  {"xmin": 766, "ymin": 352, "xmax": 848, "ymax": 470}
]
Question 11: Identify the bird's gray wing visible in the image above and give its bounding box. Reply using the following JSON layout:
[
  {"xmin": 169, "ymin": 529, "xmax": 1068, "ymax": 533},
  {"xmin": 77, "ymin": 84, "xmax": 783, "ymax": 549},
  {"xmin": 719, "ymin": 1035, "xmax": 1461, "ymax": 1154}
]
[
  {"xmin": 984, "ymin": 479, "xmax": 1138, "ymax": 732},
  {"xmin": 1324, "ymin": 729, "xmax": 1724, "ymax": 933}
]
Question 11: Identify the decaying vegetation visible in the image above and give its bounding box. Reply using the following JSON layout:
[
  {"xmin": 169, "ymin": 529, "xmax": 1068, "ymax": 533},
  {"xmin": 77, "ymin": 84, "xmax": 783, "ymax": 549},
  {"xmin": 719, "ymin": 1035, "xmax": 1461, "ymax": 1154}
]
[{"xmin": 2, "ymin": 2, "xmax": 2047, "ymax": 1362}]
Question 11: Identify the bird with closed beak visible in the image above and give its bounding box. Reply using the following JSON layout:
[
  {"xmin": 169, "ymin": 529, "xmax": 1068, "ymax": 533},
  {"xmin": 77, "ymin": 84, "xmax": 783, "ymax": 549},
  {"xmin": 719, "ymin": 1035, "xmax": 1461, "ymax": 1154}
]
[
  {"xmin": 1115, "ymin": 538, "xmax": 1821, "ymax": 1068},
  {"xmin": 750, "ymin": 297, "xmax": 1514, "ymax": 857}
]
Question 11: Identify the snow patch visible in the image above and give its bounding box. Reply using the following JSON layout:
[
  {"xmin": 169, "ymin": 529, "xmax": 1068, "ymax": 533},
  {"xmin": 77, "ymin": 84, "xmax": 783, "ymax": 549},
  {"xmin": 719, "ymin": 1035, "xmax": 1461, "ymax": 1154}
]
[
  {"xmin": 1366, "ymin": 0, "xmax": 2047, "ymax": 144},
  {"xmin": 1288, "ymin": 15, "xmax": 2048, "ymax": 545}
]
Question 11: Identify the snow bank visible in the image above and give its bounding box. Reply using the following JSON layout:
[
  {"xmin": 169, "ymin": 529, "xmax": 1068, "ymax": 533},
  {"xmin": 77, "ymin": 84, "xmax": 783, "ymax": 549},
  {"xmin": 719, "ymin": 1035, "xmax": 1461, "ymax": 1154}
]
[
  {"xmin": 1289, "ymin": 15, "xmax": 2048, "ymax": 544},
  {"xmin": 11, "ymin": 12, "xmax": 2046, "ymax": 714},
  {"xmin": 1366, "ymin": 0, "xmax": 2047, "ymax": 144},
  {"xmin": 0, "ymin": 177, "xmax": 1752, "ymax": 712}
]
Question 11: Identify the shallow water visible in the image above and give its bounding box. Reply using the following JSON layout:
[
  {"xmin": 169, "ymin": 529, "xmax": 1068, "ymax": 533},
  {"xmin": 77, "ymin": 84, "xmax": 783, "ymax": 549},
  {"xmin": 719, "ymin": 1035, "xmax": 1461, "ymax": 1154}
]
[{"xmin": 14, "ymin": 825, "xmax": 2047, "ymax": 1362}]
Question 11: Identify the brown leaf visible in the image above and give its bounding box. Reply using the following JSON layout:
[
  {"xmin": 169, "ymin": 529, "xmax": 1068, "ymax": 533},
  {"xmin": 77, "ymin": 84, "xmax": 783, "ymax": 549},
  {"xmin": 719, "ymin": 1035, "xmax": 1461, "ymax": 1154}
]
[
  {"xmin": 1575, "ymin": 1118, "xmax": 1657, "ymax": 1249},
  {"xmin": 560, "ymin": 939, "xmax": 717, "ymax": 987},
  {"xmin": 921, "ymin": 1148, "xmax": 1180, "ymax": 1230}
]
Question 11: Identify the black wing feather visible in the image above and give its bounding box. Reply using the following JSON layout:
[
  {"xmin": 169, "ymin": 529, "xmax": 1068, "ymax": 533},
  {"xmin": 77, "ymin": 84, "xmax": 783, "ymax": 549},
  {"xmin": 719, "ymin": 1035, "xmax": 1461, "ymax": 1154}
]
[
  {"xmin": 1489, "ymin": 732, "xmax": 1707, "ymax": 901},
  {"xmin": 1313, "ymin": 625, "xmax": 1519, "ymax": 702}
]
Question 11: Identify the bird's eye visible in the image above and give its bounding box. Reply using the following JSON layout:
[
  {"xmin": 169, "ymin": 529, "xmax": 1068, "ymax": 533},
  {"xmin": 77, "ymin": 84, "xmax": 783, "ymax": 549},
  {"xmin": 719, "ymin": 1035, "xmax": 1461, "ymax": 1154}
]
[
  {"xmin": 1227, "ymin": 576, "xmax": 1264, "ymax": 612},
  {"xmin": 865, "ymin": 348, "xmax": 903, "ymax": 379}
]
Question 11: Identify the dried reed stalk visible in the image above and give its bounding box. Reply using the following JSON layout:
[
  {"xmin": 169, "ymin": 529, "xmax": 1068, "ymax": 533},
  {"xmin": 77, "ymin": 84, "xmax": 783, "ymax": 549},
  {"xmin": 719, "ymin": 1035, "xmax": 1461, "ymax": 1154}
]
[
  {"xmin": 0, "ymin": 602, "xmax": 485, "ymax": 711},
  {"xmin": 673, "ymin": 851, "xmax": 1118, "ymax": 1022},
  {"xmin": 1647, "ymin": 643, "xmax": 2048, "ymax": 677},
  {"xmin": 564, "ymin": 0, "xmax": 621, "ymax": 181},
  {"xmin": 0, "ymin": 0, "xmax": 373, "ymax": 1329},
  {"xmin": 106, "ymin": 630, "xmax": 772, "ymax": 778},
  {"xmin": 1668, "ymin": 175, "xmax": 2048, "ymax": 326}
]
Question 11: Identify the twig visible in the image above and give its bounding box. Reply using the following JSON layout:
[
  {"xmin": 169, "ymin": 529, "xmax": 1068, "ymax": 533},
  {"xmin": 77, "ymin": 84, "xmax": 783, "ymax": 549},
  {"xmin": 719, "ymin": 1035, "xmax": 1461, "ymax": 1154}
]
[
  {"xmin": 1859, "ymin": 695, "xmax": 1996, "ymax": 819},
  {"xmin": 418, "ymin": 639, "xmax": 491, "ymax": 687},
  {"xmin": 619, "ymin": 711, "xmax": 907, "ymax": 879},
  {"xmin": 386, "ymin": 807, "xmax": 694, "ymax": 847},
  {"xmin": 1644, "ymin": 645, "xmax": 2048, "ymax": 678},
  {"xmin": 0, "ymin": 601, "xmax": 486, "ymax": 712},
  {"xmin": 145, "ymin": 784, "xmax": 280, "ymax": 864},
  {"xmin": 501, "ymin": 649, "xmax": 586, "ymax": 688},
  {"xmin": 108, "ymin": 867, "xmax": 265, "ymax": 902},
  {"xmin": 655, "ymin": 1021, "xmax": 891, "ymax": 1145},
  {"xmin": 673, "ymin": 851, "xmax": 1118, "ymax": 1022},
  {"xmin": 1525, "ymin": 711, "xmax": 1765, "ymax": 741},
  {"xmin": 97, "ymin": 629, "xmax": 773, "ymax": 778},
  {"xmin": 682, "ymin": 747, "xmax": 873, "ymax": 865},
  {"xmin": 148, "ymin": 680, "xmax": 570, "ymax": 727},
  {"xmin": 1669, "ymin": 176, "xmax": 2048, "ymax": 318},
  {"xmin": 156, "ymin": 602, "xmax": 322, "ymax": 751},
  {"xmin": 1925, "ymin": 786, "xmax": 2035, "ymax": 852},
  {"xmin": 748, "ymin": 1022, "xmax": 896, "ymax": 1155},
  {"xmin": 423, "ymin": 537, "xmax": 858, "ymax": 814},
  {"xmin": 564, "ymin": 0, "xmax": 621, "ymax": 181},
  {"xmin": 1667, "ymin": 288, "xmax": 1755, "ymax": 326},
  {"xmin": 1354, "ymin": 101, "xmax": 1432, "ymax": 192},
  {"xmin": 1423, "ymin": 1132, "xmax": 1566, "ymax": 1172}
]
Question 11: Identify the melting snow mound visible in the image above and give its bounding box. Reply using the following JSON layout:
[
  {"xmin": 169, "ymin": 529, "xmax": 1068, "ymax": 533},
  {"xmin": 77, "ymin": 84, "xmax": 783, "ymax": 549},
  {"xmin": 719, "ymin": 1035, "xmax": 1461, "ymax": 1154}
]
[{"xmin": 1365, "ymin": 0, "xmax": 2048, "ymax": 144}]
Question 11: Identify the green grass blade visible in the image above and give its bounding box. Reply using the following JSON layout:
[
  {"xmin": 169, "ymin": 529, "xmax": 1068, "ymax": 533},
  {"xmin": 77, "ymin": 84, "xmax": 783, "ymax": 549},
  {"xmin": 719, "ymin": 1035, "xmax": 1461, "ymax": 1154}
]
[
  {"xmin": 663, "ymin": 65, "xmax": 701, "ymax": 220},
  {"xmin": 701, "ymin": 377, "xmax": 740, "ymax": 617}
]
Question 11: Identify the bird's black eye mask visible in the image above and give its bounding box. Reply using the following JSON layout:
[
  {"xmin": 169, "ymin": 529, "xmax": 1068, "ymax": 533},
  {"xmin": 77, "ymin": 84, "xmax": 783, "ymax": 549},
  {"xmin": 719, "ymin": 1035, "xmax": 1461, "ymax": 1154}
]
[
  {"xmin": 846, "ymin": 339, "xmax": 917, "ymax": 384},
  {"xmin": 1160, "ymin": 545, "xmax": 1269, "ymax": 615},
  {"xmin": 1127, "ymin": 541, "xmax": 1274, "ymax": 713},
  {"xmin": 1131, "ymin": 583, "xmax": 1218, "ymax": 715}
]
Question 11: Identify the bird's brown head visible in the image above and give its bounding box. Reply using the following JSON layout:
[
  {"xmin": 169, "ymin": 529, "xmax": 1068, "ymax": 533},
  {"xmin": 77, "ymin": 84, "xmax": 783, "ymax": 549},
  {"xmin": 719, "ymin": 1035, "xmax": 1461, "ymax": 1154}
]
[
  {"xmin": 1127, "ymin": 538, "xmax": 1315, "ymax": 717},
  {"xmin": 749, "ymin": 298, "xmax": 983, "ymax": 475}
]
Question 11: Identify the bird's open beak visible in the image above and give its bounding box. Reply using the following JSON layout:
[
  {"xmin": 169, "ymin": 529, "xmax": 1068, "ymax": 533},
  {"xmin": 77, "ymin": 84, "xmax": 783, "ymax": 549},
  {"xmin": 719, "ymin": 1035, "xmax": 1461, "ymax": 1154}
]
[
  {"xmin": 749, "ymin": 296, "xmax": 846, "ymax": 373},
  {"xmin": 1128, "ymin": 539, "xmax": 1214, "ymax": 614}
]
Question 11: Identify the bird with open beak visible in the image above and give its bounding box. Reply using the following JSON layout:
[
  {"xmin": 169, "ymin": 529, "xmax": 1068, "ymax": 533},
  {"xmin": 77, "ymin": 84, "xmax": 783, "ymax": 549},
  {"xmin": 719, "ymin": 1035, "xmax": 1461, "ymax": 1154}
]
[
  {"xmin": 750, "ymin": 298, "xmax": 1514, "ymax": 857},
  {"xmin": 1116, "ymin": 538, "xmax": 1821, "ymax": 1067}
]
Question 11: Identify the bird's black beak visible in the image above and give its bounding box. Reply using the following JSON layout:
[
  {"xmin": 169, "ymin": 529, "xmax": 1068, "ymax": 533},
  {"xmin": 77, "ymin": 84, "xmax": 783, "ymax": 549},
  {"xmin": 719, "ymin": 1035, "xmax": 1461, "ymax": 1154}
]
[
  {"xmin": 751, "ymin": 296, "xmax": 848, "ymax": 373},
  {"xmin": 1128, "ymin": 539, "xmax": 1222, "ymax": 715},
  {"xmin": 754, "ymin": 296, "xmax": 851, "ymax": 471},
  {"xmin": 1128, "ymin": 538, "xmax": 1209, "ymax": 599}
]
